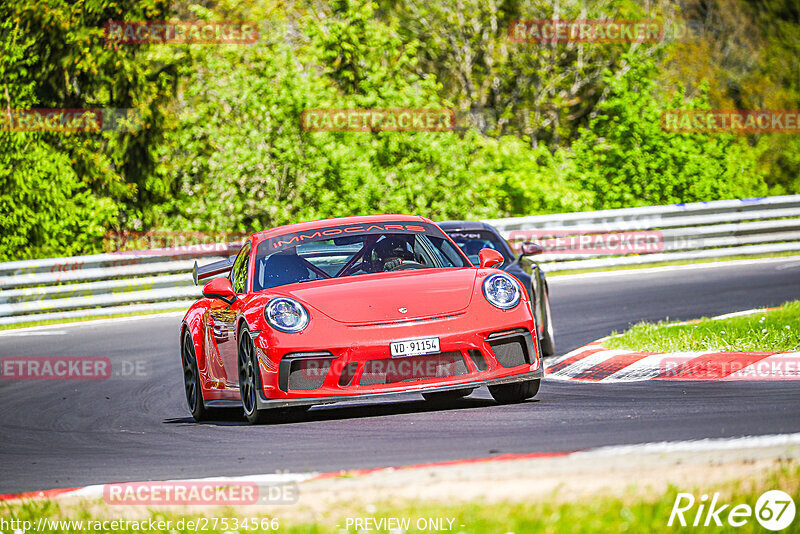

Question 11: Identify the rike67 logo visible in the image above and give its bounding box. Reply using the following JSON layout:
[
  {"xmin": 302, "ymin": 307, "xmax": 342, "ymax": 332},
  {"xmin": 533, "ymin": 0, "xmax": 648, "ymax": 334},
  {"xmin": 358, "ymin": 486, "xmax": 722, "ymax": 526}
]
[{"xmin": 669, "ymin": 490, "xmax": 795, "ymax": 530}]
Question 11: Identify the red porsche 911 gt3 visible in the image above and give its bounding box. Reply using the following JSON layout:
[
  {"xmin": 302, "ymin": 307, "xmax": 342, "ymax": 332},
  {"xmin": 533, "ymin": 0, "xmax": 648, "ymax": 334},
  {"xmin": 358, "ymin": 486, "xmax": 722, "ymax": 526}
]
[{"xmin": 180, "ymin": 215, "xmax": 543, "ymax": 423}]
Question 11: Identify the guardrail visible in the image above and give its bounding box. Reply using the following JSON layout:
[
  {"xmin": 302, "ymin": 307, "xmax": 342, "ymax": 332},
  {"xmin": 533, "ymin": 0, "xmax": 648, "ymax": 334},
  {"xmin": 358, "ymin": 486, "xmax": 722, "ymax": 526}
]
[
  {"xmin": 484, "ymin": 195, "xmax": 800, "ymax": 272},
  {"xmin": 0, "ymin": 245, "xmax": 239, "ymax": 326},
  {"xmin": 0, "ymin": 195, "xmax": 798, "ymax": 325}
]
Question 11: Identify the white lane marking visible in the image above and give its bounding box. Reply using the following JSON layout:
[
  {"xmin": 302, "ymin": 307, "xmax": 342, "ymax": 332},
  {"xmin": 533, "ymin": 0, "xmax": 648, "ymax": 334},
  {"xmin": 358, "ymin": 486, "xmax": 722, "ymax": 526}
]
[
  {"xmin": 633, "ymin": 308, "xmax": 767, "ymax": 329},
  {"xmin": 0, "ymin": 330, "xmax": 66, "ymax": 337},
  {"xmin": 549, "ymin": 255, "xmax": 800, "ymax": 281},
  {"xmin": 0, "ymin": 311, "xmax": 186, "ymax": 334},
  {"xmin": 62, "ymin": 472, "xmax": 316, "ymax": 499},
  {"xmin": 710, "ymin": 309, "xmax": 768, "ymax": 320},
  {"xmin": 574, "ymin": 433, "xmax": 800, "ymax": 458}
]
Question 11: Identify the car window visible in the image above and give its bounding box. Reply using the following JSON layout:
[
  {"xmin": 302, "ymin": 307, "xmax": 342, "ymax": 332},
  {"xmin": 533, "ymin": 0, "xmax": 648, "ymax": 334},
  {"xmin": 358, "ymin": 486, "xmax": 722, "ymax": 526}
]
[
  {"xmin": 253, "ymin": 221, "xmax": 469, "ymax": 291},
  {"xmin": 445, "ymin": 231, "xmax": 507, "ymax": 265},
  {"xmin": 230, "ymin": 241, "xmax": 251, "ymax": 294}
]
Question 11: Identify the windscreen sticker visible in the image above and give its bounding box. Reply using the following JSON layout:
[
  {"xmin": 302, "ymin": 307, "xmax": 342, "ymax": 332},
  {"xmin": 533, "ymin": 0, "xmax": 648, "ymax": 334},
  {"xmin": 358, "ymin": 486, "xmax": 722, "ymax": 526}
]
[{"xmin": 263, "ymin": 221, "xmax": 445, "ymax": 253}]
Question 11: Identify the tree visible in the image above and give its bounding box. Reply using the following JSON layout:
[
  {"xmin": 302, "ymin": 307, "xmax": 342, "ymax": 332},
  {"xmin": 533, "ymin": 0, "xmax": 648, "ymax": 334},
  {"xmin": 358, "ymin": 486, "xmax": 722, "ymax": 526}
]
[
  {"xmin": 570, "ymin": 54, "xmax": 767, "ymax": 209},
  {"xmin": 0, "ymin": 17, "xmax": 116, "ymax": 260}
]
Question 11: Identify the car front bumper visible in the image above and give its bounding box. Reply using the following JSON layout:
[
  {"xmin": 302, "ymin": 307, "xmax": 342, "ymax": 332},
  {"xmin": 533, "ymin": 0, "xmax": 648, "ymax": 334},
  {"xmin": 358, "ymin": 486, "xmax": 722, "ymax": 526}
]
[{"xmin": 250, "ymin": 310, "xmax": 543, "ymax": 409}]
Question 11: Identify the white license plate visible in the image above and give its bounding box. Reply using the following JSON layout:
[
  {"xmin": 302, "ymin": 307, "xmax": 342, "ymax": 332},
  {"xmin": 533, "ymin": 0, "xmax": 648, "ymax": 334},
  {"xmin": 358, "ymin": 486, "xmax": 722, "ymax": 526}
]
[{"xmin": 390, "ymin": 337, "xmax": 440, "ymax": 358}]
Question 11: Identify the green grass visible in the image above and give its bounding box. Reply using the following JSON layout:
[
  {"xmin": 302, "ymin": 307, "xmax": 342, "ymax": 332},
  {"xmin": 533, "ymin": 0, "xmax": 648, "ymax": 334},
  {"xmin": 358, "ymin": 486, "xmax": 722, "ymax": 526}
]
[
  {"xmin": 547, "ymin": 251, "xmax": 800, "ymax": 276},
  {"xmin": 0, "ymin": 308, "xmax": 188, "ymax": 331},
  {"xmin": 605, "ymin": 300, "xmax": 800, "ymax": 352},
  {"xmin": 1, "ymin": 462, "xmax": 798, "ymax": 533}
]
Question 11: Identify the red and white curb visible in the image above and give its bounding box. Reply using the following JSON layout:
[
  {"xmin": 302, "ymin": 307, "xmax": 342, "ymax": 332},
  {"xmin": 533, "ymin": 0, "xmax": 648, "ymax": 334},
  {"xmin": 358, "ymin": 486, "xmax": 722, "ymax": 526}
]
[
  {"xmin": 4, "ymin": 433, "xmax": 800, "ymax": 504},
  {"xmin": 546, "ymin": 308, "xmax": 799, "ymax": 382}
]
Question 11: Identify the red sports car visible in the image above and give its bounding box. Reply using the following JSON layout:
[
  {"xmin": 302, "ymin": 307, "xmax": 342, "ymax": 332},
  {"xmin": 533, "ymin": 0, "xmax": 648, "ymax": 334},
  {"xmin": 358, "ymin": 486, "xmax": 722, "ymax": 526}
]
[{"xmin": 181, "ymin": 215, "xmax": 543, "ymax": 423}]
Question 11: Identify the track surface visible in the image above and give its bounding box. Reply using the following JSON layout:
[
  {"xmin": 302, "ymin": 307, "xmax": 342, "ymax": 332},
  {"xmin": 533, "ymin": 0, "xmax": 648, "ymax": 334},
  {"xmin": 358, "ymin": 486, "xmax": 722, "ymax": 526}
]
[{"xmin": 1, "ymin": 258, "xmax": 800, "ymax": 493}]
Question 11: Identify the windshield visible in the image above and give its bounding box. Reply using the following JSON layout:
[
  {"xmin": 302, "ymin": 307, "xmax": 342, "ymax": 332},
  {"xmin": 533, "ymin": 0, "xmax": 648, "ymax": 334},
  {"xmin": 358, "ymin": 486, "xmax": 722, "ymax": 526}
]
[
  {"xmin": 253, "ymin": 221, "xmax": 469, "ymax": 291},
  {"xmin": 445, "ymin": 230, "xmax": 509, "ymax": 266}
]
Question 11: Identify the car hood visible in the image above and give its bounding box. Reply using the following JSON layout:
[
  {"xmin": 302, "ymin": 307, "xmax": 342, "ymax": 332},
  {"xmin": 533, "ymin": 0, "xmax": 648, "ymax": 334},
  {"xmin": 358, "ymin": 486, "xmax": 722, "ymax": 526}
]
[{"xmin": 281, "ymin": 268, "xmax": 477, "ymax": 324}]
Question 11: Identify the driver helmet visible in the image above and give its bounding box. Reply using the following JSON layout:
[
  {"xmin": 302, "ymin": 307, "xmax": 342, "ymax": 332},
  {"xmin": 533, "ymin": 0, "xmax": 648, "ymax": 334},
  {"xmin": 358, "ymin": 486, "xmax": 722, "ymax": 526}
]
[{"xmin": 373, "ymin": 236, "xmax": 412, "ymax": 269}]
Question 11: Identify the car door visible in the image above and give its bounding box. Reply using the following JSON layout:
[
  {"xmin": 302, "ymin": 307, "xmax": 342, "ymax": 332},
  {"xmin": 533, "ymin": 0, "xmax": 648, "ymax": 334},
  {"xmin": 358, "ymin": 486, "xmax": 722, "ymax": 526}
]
[{"xmin": 209, "ymin": 241, "xmax": 250, "ymax": 389}]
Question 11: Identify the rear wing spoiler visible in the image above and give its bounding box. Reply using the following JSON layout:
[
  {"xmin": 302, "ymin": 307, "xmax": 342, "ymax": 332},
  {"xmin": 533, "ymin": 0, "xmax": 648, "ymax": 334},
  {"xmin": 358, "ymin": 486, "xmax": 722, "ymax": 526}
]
[{"xmin": 192, "ymin": 256, "xmax": 235, "ymax": 286}]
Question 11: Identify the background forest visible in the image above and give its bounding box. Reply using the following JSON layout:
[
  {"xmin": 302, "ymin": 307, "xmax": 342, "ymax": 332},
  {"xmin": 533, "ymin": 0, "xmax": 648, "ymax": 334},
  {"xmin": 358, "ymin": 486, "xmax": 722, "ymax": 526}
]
[{"xmin": 1, "ymin": 0, "xmax": 798, "ymax": 260}]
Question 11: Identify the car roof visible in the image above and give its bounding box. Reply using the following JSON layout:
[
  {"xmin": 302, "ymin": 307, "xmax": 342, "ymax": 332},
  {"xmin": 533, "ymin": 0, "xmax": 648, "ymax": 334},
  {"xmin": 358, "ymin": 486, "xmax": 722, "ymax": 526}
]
[
  {"xmin": 250, "ymin": 214, "xmax": 432, "ymax": 245},
  {"xmin": 438, "ymin": 220, "xmax": 516, "ymax": 261},
  {"xmin": 437, "ymin": 220, "xmax": 496, "ymax": 232}
]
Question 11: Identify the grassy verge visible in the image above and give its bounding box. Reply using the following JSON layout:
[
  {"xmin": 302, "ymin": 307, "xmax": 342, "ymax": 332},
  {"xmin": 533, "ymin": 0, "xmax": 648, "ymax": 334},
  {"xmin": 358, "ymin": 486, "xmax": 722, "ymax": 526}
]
[
  {"xmin": 1, "ymin": 462, "xmax": 797, "ymax": 533},
  {"xmin": 605, "ymin": 300, "xmax": 800, "ymax": 352},
  {"xmin": 547, "ymin": 251, "xmax": 800, "ymax": 276},
  {"xmin": 0, "ymin": 308, "xmax": 188, "ymax": 331}
]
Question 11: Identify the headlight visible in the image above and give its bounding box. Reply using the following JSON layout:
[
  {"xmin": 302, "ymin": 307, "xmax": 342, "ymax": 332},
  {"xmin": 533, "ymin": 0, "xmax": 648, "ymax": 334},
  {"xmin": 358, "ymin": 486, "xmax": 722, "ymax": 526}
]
[
  {"xmin": 482, "ymin": 273, "xmax": 521, "ymax": 309},
  {"xmin": 264, "ymin": 297, "xmax": 309, "ymax": 333}
]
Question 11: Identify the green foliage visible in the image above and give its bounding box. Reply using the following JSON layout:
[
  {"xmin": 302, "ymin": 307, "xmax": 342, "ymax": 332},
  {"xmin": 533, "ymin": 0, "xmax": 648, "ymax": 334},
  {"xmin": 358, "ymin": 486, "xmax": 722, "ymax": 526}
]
[
  {"xmin": 471, "ymin": 135, "xmax": 593, "ymax": 217},
  {"xmin": 0, "ymin": 0, "xmax": 794, "ymax": 261},
  {"xmin": 569, "ymin": 55, "xmax": 767, "ymax": 209},
  {"xmin": 151, "ymin": 1, "xmax": 585, "ymax": 232},
  {"xmin": 0, "ymin": 15, "xmax": 117, "ymax": 261}
]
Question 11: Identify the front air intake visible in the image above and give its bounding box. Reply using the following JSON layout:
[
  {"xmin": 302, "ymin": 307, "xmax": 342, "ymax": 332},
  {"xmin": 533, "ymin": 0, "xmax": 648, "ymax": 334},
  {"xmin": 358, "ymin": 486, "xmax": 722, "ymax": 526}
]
[
  {"xmin": 278, "ymin": 352, "xmax": 335, "ymax": 391},
  {"xmin": 487, "ymin": 331, "xmax": 534, "ymax": 368}
]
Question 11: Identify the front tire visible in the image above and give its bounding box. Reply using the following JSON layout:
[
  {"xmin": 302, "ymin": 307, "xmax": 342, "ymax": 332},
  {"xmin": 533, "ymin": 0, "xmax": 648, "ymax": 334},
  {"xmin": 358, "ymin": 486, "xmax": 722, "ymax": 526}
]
[
  {"xmin": 489, "ymin": 379, "xmax": 540, "ymax": 404},
  {"xmin": 238, "ymin": 327, "xmax": 270, "ymax": 424}
]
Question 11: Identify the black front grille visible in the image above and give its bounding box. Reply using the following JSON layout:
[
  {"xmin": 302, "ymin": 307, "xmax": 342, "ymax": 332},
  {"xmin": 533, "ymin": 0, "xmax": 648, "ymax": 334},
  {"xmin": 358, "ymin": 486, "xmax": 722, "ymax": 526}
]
[
  {"xmin": 488, "ymin": 335, "xmax": 531, "ymax": 368},
  {"xmin": 287, "ymin": 359, "xmax": 331, "ymax": 390},
  {"xmin": 278, "ymin": 352, "xmax": 335, "ymax": 391},
  {"xmin": 359, "ymin": 351, "xmax": 468, "ymax": 385}
]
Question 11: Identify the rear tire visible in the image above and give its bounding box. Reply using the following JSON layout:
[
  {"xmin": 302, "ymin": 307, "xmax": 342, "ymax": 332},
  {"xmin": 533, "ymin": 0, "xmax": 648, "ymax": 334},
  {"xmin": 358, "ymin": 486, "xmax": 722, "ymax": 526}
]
[
  {"xmin": 538, "ymin": 288, "xmax": 556, "ymax": 357},
  {"xmin": 182, "ymin": 331, "xmax": 210, "ymax": 421},
  {"xmin": 489, "ymin": 379, "xmax": 540, "ymax": 404},
  {"xmin": 422, "ymin": 388, "xmax": 474, "ymax": 402}
]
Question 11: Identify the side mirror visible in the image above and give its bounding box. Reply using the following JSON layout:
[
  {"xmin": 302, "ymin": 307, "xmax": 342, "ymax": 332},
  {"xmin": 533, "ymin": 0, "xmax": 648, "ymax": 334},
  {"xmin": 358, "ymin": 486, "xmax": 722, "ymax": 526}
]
[
  {"xmin": 520, "ymin": 242, "xmax": 544, "ymax": 256},
  {"xmin": 202, "ymin": 277, "xmax": 237, "ymax": 304},
  {"xmin": 479, "ymin": 248, "xmax": 504, "ymax": 269}
]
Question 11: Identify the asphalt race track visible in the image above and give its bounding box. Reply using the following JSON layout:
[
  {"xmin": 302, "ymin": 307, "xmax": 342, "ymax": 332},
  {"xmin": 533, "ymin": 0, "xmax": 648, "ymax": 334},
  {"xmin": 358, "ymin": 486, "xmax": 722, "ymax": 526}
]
[{"xmin": 1, "ymin": 258, "xmax": 800, "ymax": 493}]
